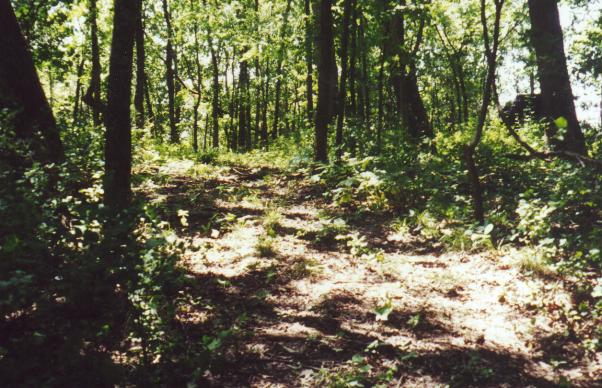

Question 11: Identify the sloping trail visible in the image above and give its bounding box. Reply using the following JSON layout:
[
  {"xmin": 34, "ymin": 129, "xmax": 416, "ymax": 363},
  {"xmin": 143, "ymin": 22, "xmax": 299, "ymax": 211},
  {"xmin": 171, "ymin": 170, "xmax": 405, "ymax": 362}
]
[{"xmin": 143, "ymin": 161, "xmax": 600, "ymax": 387}]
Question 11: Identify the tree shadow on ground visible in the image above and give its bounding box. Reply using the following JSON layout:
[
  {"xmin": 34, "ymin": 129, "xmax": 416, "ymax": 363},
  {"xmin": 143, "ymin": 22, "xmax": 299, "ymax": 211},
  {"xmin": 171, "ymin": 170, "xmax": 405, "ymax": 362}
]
[
  {"xmin": 167, "ymin": 270, "xmax": 562, "ymax": 387},
  {"xmin": 140, "ymin": 167, "xmax": 574, "ymax": 387}
]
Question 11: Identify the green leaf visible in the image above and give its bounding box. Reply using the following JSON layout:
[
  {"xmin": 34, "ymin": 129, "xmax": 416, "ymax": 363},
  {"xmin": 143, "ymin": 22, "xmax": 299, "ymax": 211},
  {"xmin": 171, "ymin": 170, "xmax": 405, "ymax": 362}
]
[
  {"xmin": 351, "ymin": 354, "xmax": 365, "ymax": 364},
  {"xmin": 482, "ymin": 223, "xmax": 493, "ymax": 235},
  {"xmin": 374, "ymin": 300, "xmax": 393, "ymax": 321},
  {"xmin": 1, "ymin": 235, "xmax": 20, "ymax": 253},
  {"xmin": 554, "ymin": 116, "xmax": 568, "ymax": 129}
]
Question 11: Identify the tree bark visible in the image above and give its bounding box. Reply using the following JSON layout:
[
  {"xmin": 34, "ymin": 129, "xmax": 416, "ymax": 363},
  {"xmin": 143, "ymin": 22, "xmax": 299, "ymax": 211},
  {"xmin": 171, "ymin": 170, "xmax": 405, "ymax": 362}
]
[
  {"xmin": 335, "ymin": 0, "xmax": 355, "ymax": 158},
  {"xmin": 163, "ymin": 0, "xmax": 179, "ymax": 143},
  {"xmin": 261, "ymin": 59, "xmax": 270, "ymax": 148},
  {"xmin": 73, "ymin": 55, "xmax": 86, "ymax": 125},
  {"xmin": 528, "ymin": 0, "xmax": 586, "ymax": 155},
  {"xmin": 83, "ymin": 0, "xmax": 103, "ymax": 127},
  {"xmin": 272, "ymin": 0, "xmax": 293, "ymax": 140},
  {"xmin": 464, "ymin": 0, "xmax": 503, "ymax": 224},
  {"xmin": 238, "ymin": 57, "xmax": 250, "ymax": 151},
  {"xmin": 403, "ymin": 16, "xmax": 432, "ymax": 138},
  {"xmin": 314, "ymin": 0, "xmax": 337, "ymax": 163},
  {"xmin": 376, "ymin": 41, "xmax": 386, "ymax": 152},
  {"xmin": 304, "ymin": 0, "xmax": 314, "ymax": 122},
  {"xmin": 134, "ymin": 6, "xmax": 146, "ymax": 129},
  {"xmin": 358, "ymin": 14, "xmax": 371, "ymax": 128},
  {"xmin": 0, "ymin": 0, "xmax": 63, "ymax": 162},
  {"xmin": 103, "ymin": 0, "xmax": 141, "ymax": 211},
  {"xmin": 191, "ymin": 0, "xmax": 202, "ymax": 153}
]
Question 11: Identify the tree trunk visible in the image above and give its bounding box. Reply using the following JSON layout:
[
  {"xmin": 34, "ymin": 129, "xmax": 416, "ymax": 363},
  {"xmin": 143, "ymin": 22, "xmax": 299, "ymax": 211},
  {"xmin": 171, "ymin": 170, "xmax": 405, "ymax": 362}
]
[
  {"xmin": 205, "ymin": 34, "xmax": 219, "ymax": 150},
  {"xmin": 349, "ymin": 8, "xmax": 358, "ymax": 118},
  {"xmin": 376, "ymin": 42, "xmax": 385, "ymax": 152},
  {"xmin": 335, "ymin": 0, "xmax": 355, "ymax": 158},
  {"xmin": 163, "ymin": 0, "xmax": 179, "ymax": 143},
  {"xmin": 261, "ymin": 60, "xmax": 270, "ymax": 148},
  {"xmin": 238, "ymin": 57, "xmax": 250, "ymax": 151},
  {"xmin": 464, "ymin": 0, "xmax": 503, "ymax": 224},
  {"xmin": 403, "ymin": 16, "xmax": 432, "ymax": 138},
  {"xmin": 84, "ymin": 0, "xmax": 103, "ymax": 126},
  {"xmin": 0, "ymin": 0, "xmax": 64, "ymax": 162},
  {"xmin": 144, "ymin": 78, "xmax": 156, "ymax": 134},
  {"xmin": 528, "ymin": 0, "xmax": 586, "ymax": 155},
  {"xmin": 189, "ymin": 0, "xmax": 202, "ymax": 152},
  {"xmin": 134, "ymin": 6, "xmax": 146, "ymax": 129},
  {"xmin": 272, "ymin": 0, "xmax": 293, "ymax": 140},
  {"xmin": 359, "ymin": 14, "xmax": 371, "ymax": 127},
  {"xmin": 103, "ymin": 0, "xmax": 141, "ymax": 211},
  {"xmin": 73, "ymin": 55, "xmax": 86, "ymax": 125},
  {"xmin": 314, "ymin": 0, "xmax": 337, "ymax": 163},
  {"xmin": 304, "ymin": 0, "xmax": 314, "ymax": 122}
]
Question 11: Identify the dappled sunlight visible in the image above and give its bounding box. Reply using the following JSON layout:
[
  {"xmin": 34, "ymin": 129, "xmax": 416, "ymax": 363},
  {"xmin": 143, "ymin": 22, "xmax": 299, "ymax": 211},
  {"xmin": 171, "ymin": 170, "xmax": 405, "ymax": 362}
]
[
  {"xmin": 3, "ymin": 0, "xmax": 601, "ymax": 385},
  {"xmin": 141, "ymin": 160, "xmax": 601, "ymax": 386}
]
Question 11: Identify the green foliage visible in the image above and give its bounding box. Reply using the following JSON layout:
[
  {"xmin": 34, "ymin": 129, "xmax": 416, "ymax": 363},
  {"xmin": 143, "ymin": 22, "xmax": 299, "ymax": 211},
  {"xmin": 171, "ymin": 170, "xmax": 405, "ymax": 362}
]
[
  {"xmin": 0, "ymin": 126, "xmax": 184, "ymax": 386},
  {"xmin": 256, "ymin": 235, "xmax": 277, "ymax": 257}
]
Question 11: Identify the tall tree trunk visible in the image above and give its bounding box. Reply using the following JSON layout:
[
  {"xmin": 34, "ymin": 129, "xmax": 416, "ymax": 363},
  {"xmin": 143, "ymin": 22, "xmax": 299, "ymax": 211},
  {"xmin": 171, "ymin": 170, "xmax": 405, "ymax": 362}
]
[
  {"xmin": 134, "ymin": 6, "xmax": 146, "ymax": 129},
  {"xmin": 261, "ymin": 60, "xmax": 270, "ymax": 148},
  {"xmin": 528, "ymin": 0, "xmax": 586, "ymax": 155},
  {"xmin": 238, "ymin": 58, "xmax": 250, "ymax": 151},
  {"xmin": 335, "ymin": 0, "xmax": 355, "ymax": 158},
  {"xmin": 386, "ymin": 1, "xmax": 404, "ymax": 124},
  {"xmin": 73, "ymin": 55, "xmax": 86, "ymax": 125},
  {"xmin": 254, "ymin": 62, "xmax": 262, "ymax": 147},
  {"xmin": 304, "ymin": 0, "xmax": 314, "ymax": 122},
  {"xmin": 464, "ymin": 0, "xmax": 503, "ymax": 224},
  {"xmin": 272, "ymin": 0, "xmax": 293, "ymax": 140},
  {"xmin": 314, "ymin": 0, "xmax": 337, "ymax": 163},
  {"xmin": 210, "ymin": 46, "xmax": 220, "ymax": 148},
  {"xmin": 191, "ymin": 1, "xmax": 202, "ymax": 153},
  {"xmin": 349, "ymin": 8, "xmax": 358, "ymax": 118},
  {"xmin": 376, "ymin": 43, "xmax": 386, "ymax": 152},
  {"xmin": 228, "ymin": 53, "xmax": 238, "ymax": 151},
  {"xmin": 359, "ymin": 14, "xmax": 371, "ymax": 128},
  {"xmin": 403, "ymin": 16, "xmax": 432, "ymax": 138},
  {"xmin": 0, "ymin": 0, "xmax": 63, "ymax": 162},
  {"xmin": 103, "ymin": 0, "xmax": 141, "ymax": 211},
  {"xmin": 144, "ymin": 78, "xmax": 156, "ymax": 134},
  {"xmin": 163, "ymin": 0, "xmax": 179, "ymax": 143},
  {"xmin": 84, "ymin": 0, "xmax": 103, "ymax": 126}
]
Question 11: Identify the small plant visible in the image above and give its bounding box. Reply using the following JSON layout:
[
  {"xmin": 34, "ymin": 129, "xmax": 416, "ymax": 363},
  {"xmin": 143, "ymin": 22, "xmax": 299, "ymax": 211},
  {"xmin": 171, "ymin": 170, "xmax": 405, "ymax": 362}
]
[
  {"xmin": 256, "ymin": 235, "xmax": 277, "ymax": 257},
  {"xmin": 263, "ymin": 207, "xmax": 283, "ymax": 237},
  {"xmin": 196, "ymin": 149, "xmax": 219, "ymax": 164},
  {"xmin": 407, "ymin": 313, "xmax": 421, "ymax": 329},
  {"xmin": 309, "ymin": 217, "xmax": 350, "ymax": 245},
  {"xmin": 374, "ymin": 296, "xmax": 394, "ymax": 321},
  {"xmin": 513, "ymin": 247, "xmax": 556, "ymax": 278}
]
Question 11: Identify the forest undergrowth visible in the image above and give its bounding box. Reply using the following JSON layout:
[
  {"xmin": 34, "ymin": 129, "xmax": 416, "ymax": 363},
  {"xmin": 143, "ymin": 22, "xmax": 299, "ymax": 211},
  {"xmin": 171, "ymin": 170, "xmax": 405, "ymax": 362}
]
[
  {"xmin": 2, "ymin": 129, "xmax": 602, "ymax": 387},
  {"xmin": 130, "ymin": 141, "xmax": 601, "ymax": 387}
]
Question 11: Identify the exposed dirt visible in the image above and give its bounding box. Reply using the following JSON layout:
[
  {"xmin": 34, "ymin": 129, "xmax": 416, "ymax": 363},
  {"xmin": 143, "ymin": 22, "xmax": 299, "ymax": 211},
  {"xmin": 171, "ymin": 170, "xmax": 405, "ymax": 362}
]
[{"xmin": 143, "ymin": 163, "xmax": 601, "ymax": 387}]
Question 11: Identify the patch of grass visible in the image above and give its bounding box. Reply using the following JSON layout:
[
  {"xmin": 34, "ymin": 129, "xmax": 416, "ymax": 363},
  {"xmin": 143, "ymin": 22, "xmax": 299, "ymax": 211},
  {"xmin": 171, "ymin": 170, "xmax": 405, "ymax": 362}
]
[
  {"xmin": 196, "ymin": 149, "xmax": 219, "ymax": 164},
  {"xmin": 256, "ymin": 235, "xmax": 277, "ymax": 257},
  {"xmin": 309, "ymin": 217, "xmax": 350, "ymax": 245},
  {"xmin": 513, "ymin": 248, "xmax": 556, "ymax": 278},
  {"xmin": 289, "ymin": 258, "xmax": 323, "ymax": 279},
  {"xmin": 263, "ymin": 207, "xmax": 283, "ymax": 237},
  {"xmin": 428, "ymin": 271, "xmax": 463, "ymax": 294}
]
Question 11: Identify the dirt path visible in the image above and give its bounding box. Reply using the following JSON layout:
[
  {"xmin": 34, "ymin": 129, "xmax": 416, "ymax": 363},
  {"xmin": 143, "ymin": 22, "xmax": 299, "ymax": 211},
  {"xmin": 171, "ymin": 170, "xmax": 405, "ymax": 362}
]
[{"xmin": 146, "ymin": 162, "xmax": 600, "ymax": 387}]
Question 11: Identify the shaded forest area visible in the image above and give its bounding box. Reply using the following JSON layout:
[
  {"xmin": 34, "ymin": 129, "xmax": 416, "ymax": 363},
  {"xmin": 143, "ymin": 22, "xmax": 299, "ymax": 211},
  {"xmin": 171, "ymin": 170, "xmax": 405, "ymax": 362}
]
[{"xmin": 1, "ymin": 0, "xmax": 601, "ymax": 386}]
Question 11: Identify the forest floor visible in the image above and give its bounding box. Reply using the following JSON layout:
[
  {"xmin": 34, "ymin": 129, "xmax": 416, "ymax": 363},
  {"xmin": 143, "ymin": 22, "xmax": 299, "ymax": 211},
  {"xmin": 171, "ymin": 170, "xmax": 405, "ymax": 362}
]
[{"xmin": 138, "ymin": 158, "xmax": 601, "ymax": 387}]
